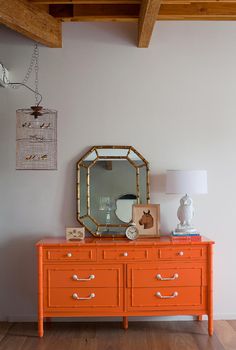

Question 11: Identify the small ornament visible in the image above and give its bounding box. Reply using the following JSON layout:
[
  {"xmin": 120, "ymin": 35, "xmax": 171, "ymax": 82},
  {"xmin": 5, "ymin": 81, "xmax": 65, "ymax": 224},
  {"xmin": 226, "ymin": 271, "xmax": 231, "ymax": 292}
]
[
  {"xmin": 125, "ymin": 223, "xmax": 139, "ymax": 240},
  {"xmin": 66, "ymin": 227, "xmax": 85, "ymax": 241}
]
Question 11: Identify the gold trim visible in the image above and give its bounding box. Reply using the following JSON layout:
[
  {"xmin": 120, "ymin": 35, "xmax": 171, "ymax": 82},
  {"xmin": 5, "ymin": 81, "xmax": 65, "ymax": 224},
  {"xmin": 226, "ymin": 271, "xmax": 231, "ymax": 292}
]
[
  {"xmin": 127, "ymin": 157, "xmax": 139, "ymax": 169},
  {"xmin": 127, "ymin": 147, "xmax": 131, "ymax": 157},
  {"xmin": 136, "ymin": 167, "xmax": 140, "ymax": 204},
  {"xmin": 87, "ymin": 157, "xmax": 98, "ymax": 169},
  {"xmin": 86, "ymin": 167, "xmax": 90, "ymax": 215},
  {"xmin": 147, "ymin": 166, "xmax": 150, "ymax": 203}
]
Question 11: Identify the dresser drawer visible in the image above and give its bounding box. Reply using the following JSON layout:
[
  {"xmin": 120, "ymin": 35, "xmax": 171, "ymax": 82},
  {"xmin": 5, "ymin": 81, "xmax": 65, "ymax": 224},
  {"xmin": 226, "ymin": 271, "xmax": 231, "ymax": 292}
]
[
  {"xmin": 44, "ymin": 265, "xmax": 123, "ymax": 288},
  {"xmin": 98, "ymin": 248, "xmax": 150, "ymax": 261},
  {"xmin": 158, "ymin": 247, "xmax": 207, "ymax": 260},
  {"xmin": 128, "ymin": 287, "xmax": 206, "ymax": 310},
  {"xmin": 128, "ymin": 264, "xmax": 205, "ymax": 288},
  {"xmin": 44, "ymin": 287, "xmax": 122, "ymax": 312},
  {"xmin": 43, "ymin": 248, "xmax": 96, "ymax": 262}
]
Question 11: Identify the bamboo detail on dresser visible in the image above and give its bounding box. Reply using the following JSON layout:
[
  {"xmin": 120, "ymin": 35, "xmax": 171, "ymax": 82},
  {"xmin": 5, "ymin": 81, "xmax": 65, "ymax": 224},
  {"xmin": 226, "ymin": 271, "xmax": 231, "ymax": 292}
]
[{"xmin": 36, "ymin": 236, "xmax": 214, "ymax": 337}]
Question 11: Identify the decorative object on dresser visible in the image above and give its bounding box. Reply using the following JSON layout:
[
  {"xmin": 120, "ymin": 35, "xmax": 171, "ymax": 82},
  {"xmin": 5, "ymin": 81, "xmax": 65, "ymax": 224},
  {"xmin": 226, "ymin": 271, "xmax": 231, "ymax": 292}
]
[
  {"xmin": 36, "ymin": 236, "xmax": 214, "ymax": 338},
  {"xmin": 77, "ymin": 146, "xmax": 150, "ymax": 237},
  {"xmin": 166, "ymin": 170, "xmax": 208, "ymax": 235},
  {"xmin": 66, "ymin": 227, "xmax": 85, "ymax": 241},
  {"xmin": 125, "ymin": 222, "xmax": 139, "ymax": 240},
  {"xmin": 133, "ymin": 204, "xmax": 160, "ymax": 237}
]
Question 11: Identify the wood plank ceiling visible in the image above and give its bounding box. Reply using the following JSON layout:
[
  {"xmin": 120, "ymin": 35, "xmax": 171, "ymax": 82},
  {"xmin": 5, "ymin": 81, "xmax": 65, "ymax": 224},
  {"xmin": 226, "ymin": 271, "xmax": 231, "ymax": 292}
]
[{"xmin": 1, "ymin": 0, "xmax": 236, "ymax": 48}]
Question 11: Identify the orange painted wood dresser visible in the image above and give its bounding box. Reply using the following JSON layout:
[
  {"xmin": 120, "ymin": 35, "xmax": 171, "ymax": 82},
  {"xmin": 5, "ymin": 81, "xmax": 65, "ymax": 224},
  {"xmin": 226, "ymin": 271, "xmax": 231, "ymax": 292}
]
[{"xmin": 36, "ymin": 236, "xmax": 214, "ymax": 337}]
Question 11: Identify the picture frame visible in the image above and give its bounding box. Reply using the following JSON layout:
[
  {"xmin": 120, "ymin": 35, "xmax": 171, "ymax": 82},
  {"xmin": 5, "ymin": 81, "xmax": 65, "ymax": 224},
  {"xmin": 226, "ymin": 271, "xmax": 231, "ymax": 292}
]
[
  {"xmin": 66, "ymin": 227, "xmax": 85, "ymax": 241},
  {"xmin": 132, "ymin": 204, "xmax": 160, "ymax": 237}
]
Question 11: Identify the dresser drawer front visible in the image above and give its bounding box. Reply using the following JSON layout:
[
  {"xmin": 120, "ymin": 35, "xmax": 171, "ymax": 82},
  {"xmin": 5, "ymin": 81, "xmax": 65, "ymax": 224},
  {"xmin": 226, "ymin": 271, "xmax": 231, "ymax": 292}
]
[
  {"xmin": 128, "ymin": 287, "xmax": 206, "ymax": 310},
  {"xmin": 158, "ymin": 247, "xmax": 207, "ymax": 260},
  {"xmin": 45, "ymin": 287, "xmax": 122, "ymax": 311},
  {"xmin": 44, "ymin": 248, "xmax": 96, "ymax": 262},
  {"xmin": 45, "ymin": 265, "xmax": 123, "ymax": 288},
  {"xmin": 99, "ymin": 249, "xmax": 150, "ymax": 261},
  {"xmin": 128, "ymin": 265, "xmax": 205, "ymax": 288}
]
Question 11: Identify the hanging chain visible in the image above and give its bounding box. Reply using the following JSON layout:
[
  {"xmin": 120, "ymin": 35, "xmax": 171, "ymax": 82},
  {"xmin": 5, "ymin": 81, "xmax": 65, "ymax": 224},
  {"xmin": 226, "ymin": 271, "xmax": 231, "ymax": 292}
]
[
  {"xmin": 34, "ymin": 45, "xmax": 39, "ymax": 105},
  {"xmin": 0, "ymin": 43, "xmax": 42, "ymax": 106},
  {"xmin": 8, "ymin": 43, "xmax": 39, "ymax": 89}
]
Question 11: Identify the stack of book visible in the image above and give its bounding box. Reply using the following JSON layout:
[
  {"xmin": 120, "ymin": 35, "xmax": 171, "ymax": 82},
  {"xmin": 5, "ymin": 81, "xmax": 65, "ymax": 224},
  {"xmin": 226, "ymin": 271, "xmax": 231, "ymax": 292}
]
[{"xmin": 171, "ymin": 231, "xmax": 202, "ymax": 242}]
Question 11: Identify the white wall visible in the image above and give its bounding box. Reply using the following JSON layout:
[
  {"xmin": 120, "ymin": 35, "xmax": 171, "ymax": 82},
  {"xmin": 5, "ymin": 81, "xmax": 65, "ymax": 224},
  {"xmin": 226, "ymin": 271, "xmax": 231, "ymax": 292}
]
[{"xmin": 0, "ymin": 21, "xmax": 235, "ymax": 321}]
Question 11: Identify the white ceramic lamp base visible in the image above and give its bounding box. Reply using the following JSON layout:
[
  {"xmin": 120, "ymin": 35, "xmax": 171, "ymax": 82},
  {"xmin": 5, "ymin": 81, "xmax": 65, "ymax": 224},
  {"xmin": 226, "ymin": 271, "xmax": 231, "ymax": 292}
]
[{"xmin": 174, "ymin": 194, "xmax": 198, "ymax": 235}]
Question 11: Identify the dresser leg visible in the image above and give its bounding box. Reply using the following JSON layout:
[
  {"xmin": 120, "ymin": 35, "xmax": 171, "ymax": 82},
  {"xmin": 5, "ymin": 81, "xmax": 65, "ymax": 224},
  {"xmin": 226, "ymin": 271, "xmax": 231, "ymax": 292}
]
[
  {"xmin": 197, "ymin": 315, "xmax": 203, "ymax": 321},
  {"xmin": 208, "ymin": 314, "xmax": 213, "ymax": 336},
  {"xmin": 208, "ymin": 244, "xmax": 214, "ymax": 336},
  {"xmin": 38, "ymin": 246, "xmax": 44, "ymax": 338},
  {"xmin": 123, "ymin": 317, "xmax": 128, "ymax": 330},
  {"xmin": 38, "ymin": 317, "xmax": 44, "ymax": 338}
]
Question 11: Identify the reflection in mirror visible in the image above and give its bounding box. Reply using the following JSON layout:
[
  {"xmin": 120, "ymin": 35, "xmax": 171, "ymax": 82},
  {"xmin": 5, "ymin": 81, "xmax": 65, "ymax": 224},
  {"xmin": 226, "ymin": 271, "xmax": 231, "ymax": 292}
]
[
  {"xmin": 90, "ymin": 159, "xmax": 136, "ymax": 231},
  {"xmin": 77, "ymin": 146, "xmax": 150, "ymax": 237},
  {"xmin": 115, "ymin": 194, "xmax": 137, "ymax": 223}
]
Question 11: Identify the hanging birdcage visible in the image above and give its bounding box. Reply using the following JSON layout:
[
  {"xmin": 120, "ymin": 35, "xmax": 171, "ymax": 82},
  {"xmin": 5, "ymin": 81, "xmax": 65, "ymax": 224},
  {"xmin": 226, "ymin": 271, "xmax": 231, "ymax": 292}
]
[
  {"xmin": 16, "ymin": 107, "xmax": 57, "ymax": 170},
  {"xmin": 1, "ymin": 43, "xmax": 58, "ymax": 170}
]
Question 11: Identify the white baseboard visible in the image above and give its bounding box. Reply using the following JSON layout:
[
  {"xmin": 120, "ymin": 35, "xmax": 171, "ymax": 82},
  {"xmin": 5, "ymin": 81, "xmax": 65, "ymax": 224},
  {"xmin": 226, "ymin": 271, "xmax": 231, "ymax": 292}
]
[{"xmin": 2, "ymin": 314, "xmax": 236, "ymax": 322}]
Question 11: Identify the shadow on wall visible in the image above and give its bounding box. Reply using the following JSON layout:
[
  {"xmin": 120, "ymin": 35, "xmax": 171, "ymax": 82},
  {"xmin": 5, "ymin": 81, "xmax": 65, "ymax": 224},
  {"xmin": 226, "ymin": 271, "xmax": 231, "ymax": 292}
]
[
  {"xmin": 0, "ymin": 234, "xmax": 46, "ymax": 321},
  {"xmin": 0, "ymin": 146, "xmax": 93, "ymax": 321},
  {"xmin": 60, "ymin": 146, "xmax": 93, "ymax": 229},
  {"xmin": 150, "ymin": 173, "xmax": 171, "ymax": 234},
  {"xmin": 150, "ymin": 173, "xmax": 166, "ymax": 194}
]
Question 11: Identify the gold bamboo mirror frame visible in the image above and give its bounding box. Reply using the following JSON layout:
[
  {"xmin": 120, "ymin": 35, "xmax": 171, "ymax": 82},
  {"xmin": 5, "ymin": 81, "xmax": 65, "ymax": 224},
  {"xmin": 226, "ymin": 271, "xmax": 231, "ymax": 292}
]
[{"xmin": 76, "ymin": 146, "xmax": 150, "ymax": 237}]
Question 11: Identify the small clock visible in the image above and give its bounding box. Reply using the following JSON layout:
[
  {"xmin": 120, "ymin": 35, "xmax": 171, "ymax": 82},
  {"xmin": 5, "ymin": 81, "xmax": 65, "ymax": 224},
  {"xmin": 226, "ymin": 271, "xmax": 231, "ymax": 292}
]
[{"xmin": 125, "ymin": 224, "xmax": 139, "ymax": 240}]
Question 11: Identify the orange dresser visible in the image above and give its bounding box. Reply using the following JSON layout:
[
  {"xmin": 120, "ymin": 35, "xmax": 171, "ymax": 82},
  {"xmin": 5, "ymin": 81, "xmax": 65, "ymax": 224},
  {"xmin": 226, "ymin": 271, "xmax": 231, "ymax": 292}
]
[{"xmin": 36, "ymin": 236, "xmax": 214, "ymax": 337}]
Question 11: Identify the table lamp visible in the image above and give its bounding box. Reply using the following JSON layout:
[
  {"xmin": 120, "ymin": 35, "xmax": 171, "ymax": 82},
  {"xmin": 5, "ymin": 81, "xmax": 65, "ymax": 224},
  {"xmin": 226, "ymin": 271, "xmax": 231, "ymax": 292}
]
[{"xmin": 166, "ymin": 170, "xmax": 208, "ymax": 235}]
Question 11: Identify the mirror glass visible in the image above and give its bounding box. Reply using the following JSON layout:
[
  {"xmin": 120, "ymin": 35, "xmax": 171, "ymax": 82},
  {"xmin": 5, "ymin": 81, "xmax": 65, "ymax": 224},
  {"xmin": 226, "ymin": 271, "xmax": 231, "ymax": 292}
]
[
  {"xmin": 115, "ymin": 194, "xmax": 137, "ymax": 223},
  {"xmin": 77, "ymin": 146, "xmax": 150, "ymax": 237}
]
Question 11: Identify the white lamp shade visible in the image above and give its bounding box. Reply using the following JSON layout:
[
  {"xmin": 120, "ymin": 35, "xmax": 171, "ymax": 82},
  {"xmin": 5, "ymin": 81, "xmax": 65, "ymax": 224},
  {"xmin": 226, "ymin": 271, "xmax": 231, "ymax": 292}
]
[{"xmin": 166, "ymin": 170, "xmax": 208, "ymax": 194}]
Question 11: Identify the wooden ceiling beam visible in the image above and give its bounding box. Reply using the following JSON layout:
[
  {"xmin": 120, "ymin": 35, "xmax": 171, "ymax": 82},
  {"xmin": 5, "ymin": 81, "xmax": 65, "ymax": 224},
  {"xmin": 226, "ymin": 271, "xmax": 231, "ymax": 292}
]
[
  {"xmin": 159, "ymin": 2, "xmax": 236, "ymax": 18},
  {"xmin": 138, "ymin": 0, "xmax": 161, "ymax": 47},
  {"xmin": 29, "ymin": 0, "xmax": 236, "ymax": 3},
  {"xmin": 0, "ymin": 0, "xmax": 62, "ymax": 47},
  {"xmin": 48, "ymin": 2, "xmax": 236, "ymax": 21},
  {"xmin": 164, "ymin": 0, "xmax": 236, "ymax": 3},
  {"xmin": 31, "ymin": 0, "xmax": 140, "ymax": 3},
  {"xmin": 49, "ymin": 3, "xmax": 140, "ymax": 17},
  {"xmin": 61, "ymin": 15, "xmax": 138, "ymax": 21}
]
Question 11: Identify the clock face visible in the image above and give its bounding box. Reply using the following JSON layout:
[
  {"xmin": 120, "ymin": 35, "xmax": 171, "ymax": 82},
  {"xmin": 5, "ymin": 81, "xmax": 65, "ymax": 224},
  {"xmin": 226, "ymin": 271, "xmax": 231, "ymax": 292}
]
[{"xmin": 126, "ymin": 225, "xmax": 139, "ymax": 240}]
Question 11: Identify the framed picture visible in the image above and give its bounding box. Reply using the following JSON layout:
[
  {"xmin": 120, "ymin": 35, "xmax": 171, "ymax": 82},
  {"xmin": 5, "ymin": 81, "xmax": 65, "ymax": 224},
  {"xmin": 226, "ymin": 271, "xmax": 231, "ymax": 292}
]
[
  {"xmin": 66, "ymin": 227, "xmax": 85, "ymax": 241},
  {"xmin": 132, "ymin": 204, "xmax": 160, "ymax": 237}
]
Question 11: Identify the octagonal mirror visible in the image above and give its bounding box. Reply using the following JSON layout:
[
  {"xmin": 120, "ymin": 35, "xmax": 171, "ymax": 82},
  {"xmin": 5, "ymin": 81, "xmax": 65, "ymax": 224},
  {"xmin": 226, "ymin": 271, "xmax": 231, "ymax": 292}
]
[{"xmin": 77, "ymin": 146, "xmax": 150, "ymax": 237}]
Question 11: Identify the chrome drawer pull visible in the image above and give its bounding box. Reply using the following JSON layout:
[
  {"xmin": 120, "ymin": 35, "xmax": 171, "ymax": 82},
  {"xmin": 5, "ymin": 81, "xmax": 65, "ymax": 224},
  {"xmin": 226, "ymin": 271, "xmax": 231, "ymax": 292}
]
[
  {"xmin": 178, "ymin": 251, "xmax": 184, "ymax": 256},
  {"xmin": 155, "ymin": 291, "xmax": 178, "ymax": 299},
  {"xmin": 67, "ymin": 253, "xmax": 72, "ymax": 258},
  {"xmin": 72, "ymin": 274, "xmax": 95, "ymax": 281},
  {"xmin": 156, "ymin": 273, "xmax": 179, "ymax": 281},
  {"xmin": 123, "ymin": 252, "xmax": 128, "ymax": 257},
  {"xmin": 72, "ymin": 292, "xmax": 95, "ymax": 300}
]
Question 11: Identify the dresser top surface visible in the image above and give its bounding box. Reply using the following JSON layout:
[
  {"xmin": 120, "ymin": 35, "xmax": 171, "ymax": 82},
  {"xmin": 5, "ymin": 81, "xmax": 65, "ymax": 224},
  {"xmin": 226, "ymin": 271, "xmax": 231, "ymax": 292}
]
[{"xmin": 36, "ymin": 235, "xmax": 214, "ymax": 246}]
